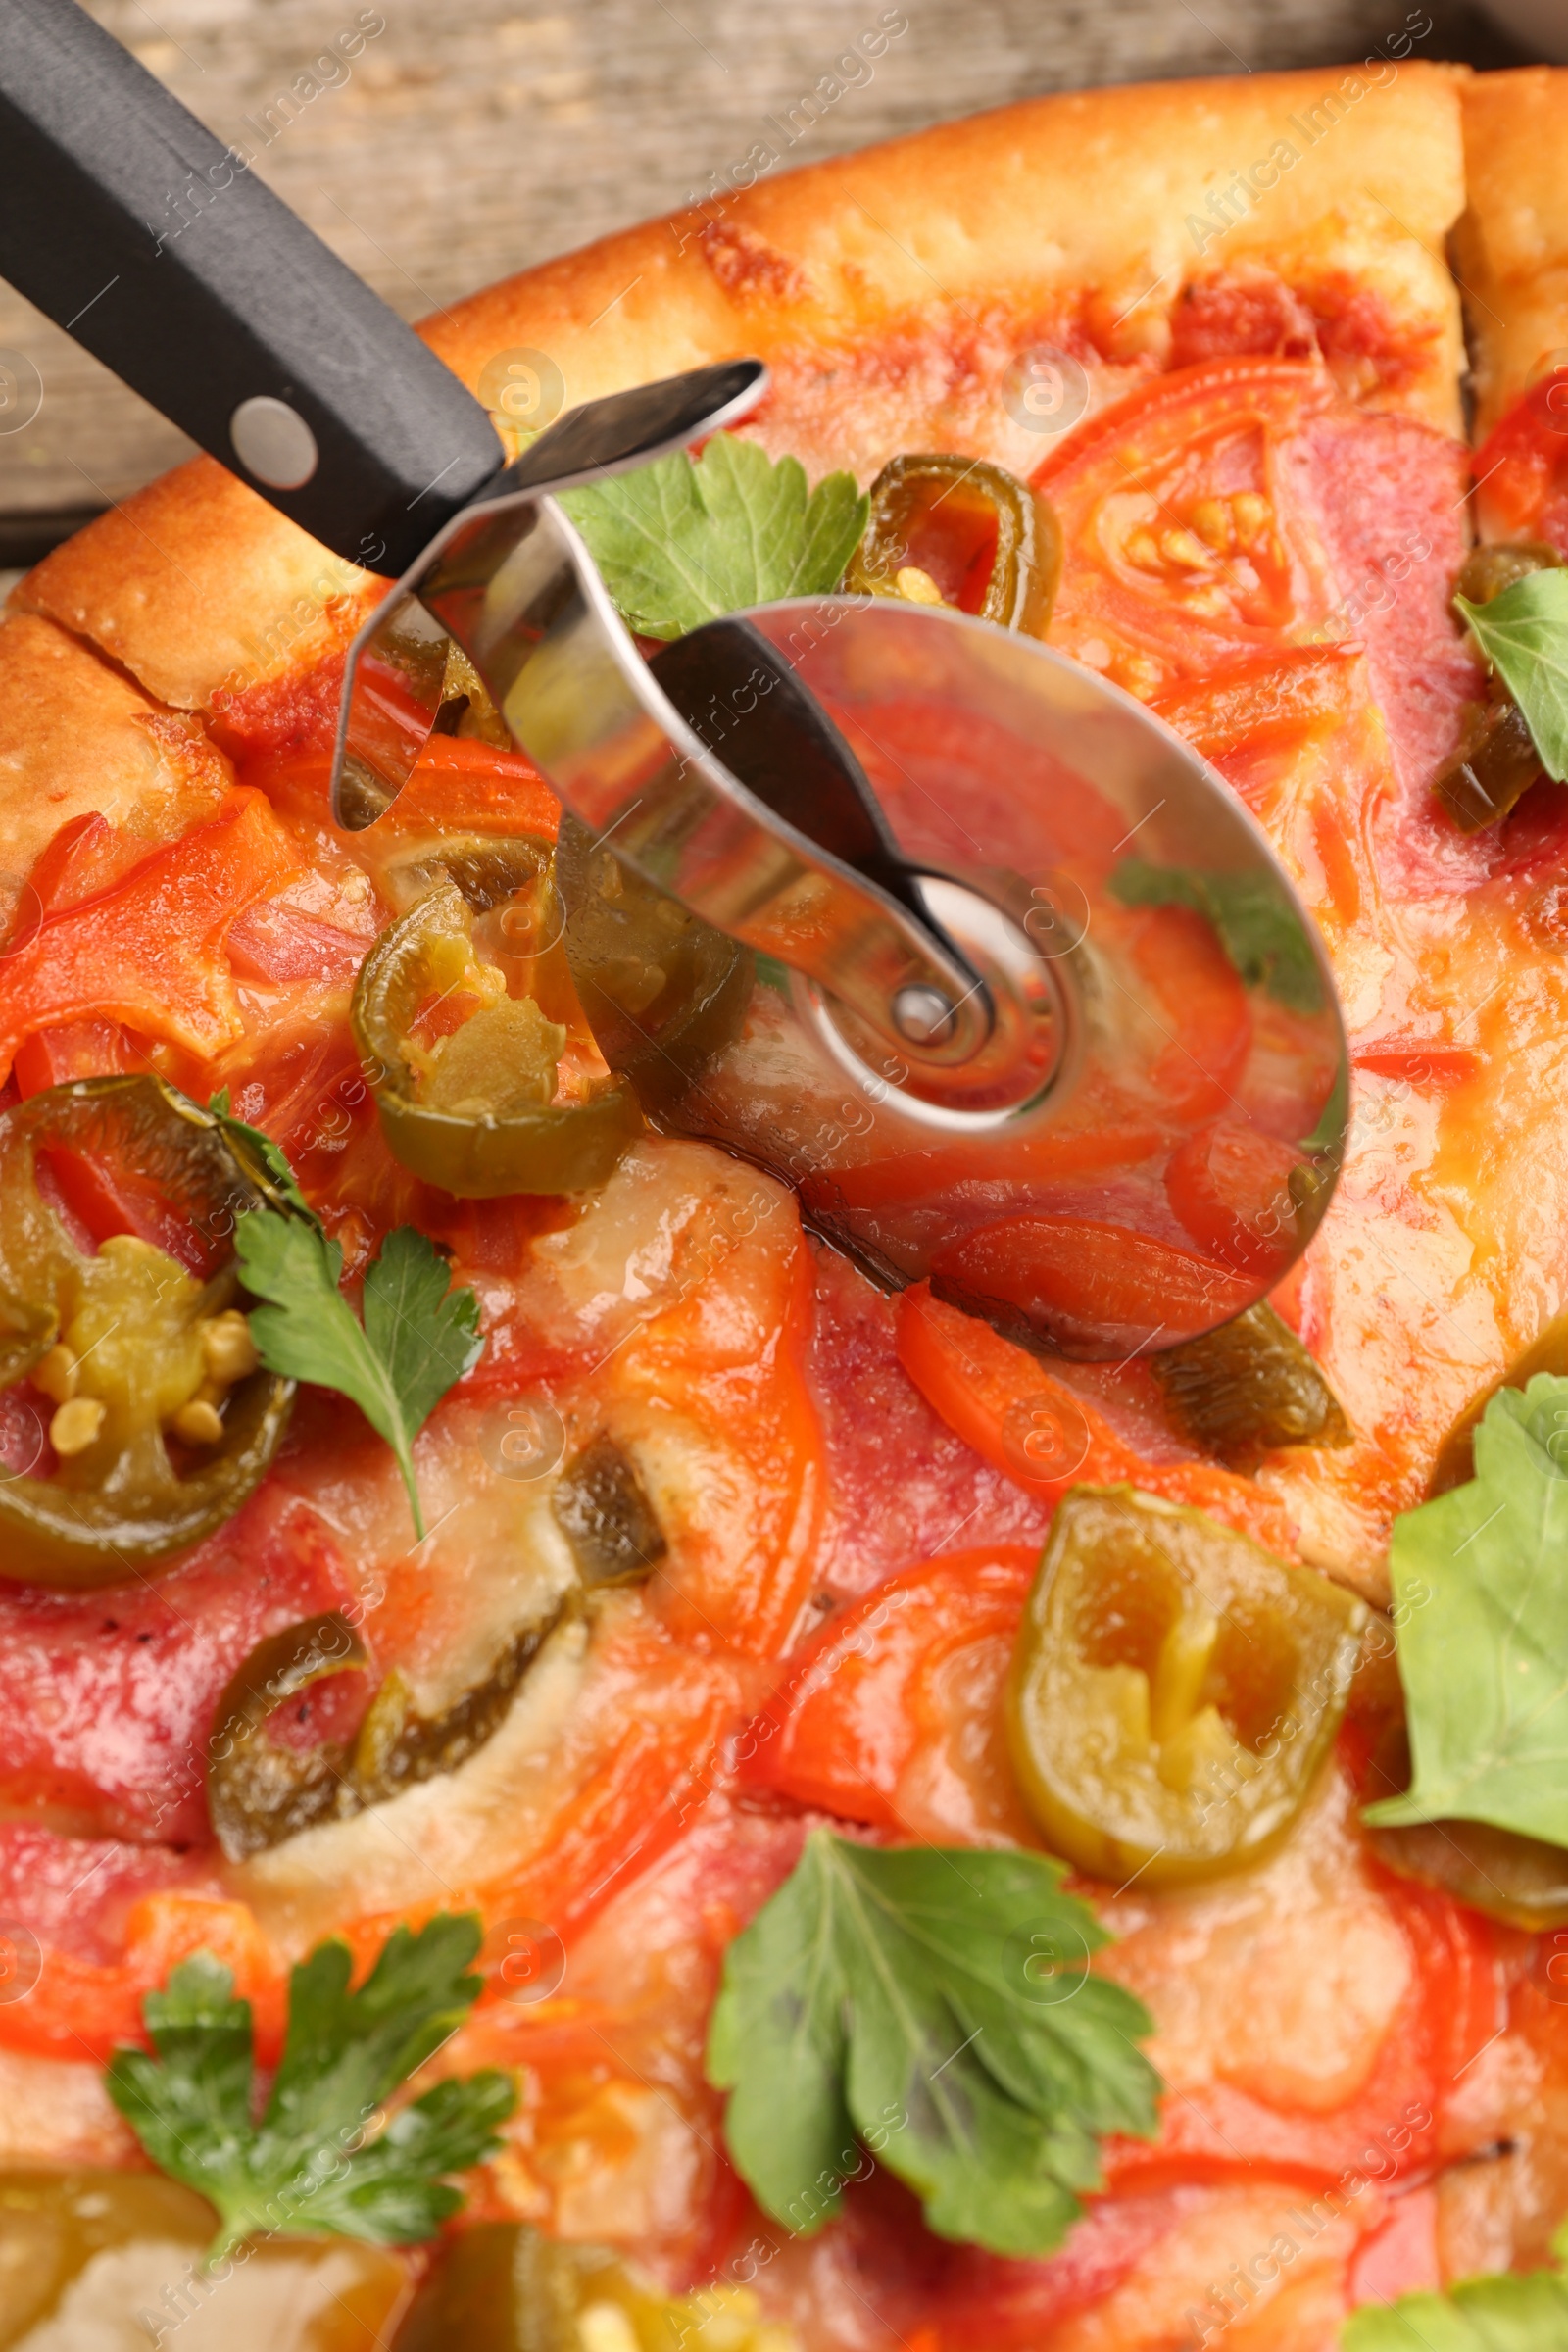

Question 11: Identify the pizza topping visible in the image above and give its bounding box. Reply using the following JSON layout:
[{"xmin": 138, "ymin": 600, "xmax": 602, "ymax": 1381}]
[
  {"xmin": 0, "ymin": 1076, "xmax": 294, "ymax": 1586},
  {"xmin": 551, "ymin": 1432, "xmax": 666, "ymax": 1587},
  {"xmin": 0, "ymin": 2172, "xmax": 413, "ymax": 2347},
  {"xmin": 0, "ymin": 791, "xmax": 299, "ymax": 1086},
  {"xmin": 1366, "ymin": 1375, "xmax": 1568, "ymax": 1851},
  {"xmin": 352, "ymin": 877, "xmax": 641, "ymax": 1199},
  {"xmin": 381, "ymin": 828, "xmax": 553, "ymax": 920},
  {"xmin": 559, "ymin": 431, "xmax": 868, "ymax": 640},
  {"xmin": 1434, "ymin": 694, "xmax": 1548, "ymax": 831},
  {"xmin": 1342, "ymin": 2243, "xmax": 1568, "ymax": 2351},
  {"xmin": 105, "ymin": 1915, "xmax": 514, "ymax": 2262},
  {"xmin": 1036, "ymin": 359, "xmax": 1340, "ymax": 696},
  {"xmin": 1430, "ymin": 539, "xmax": 1563, "ymax": 828},
  {"xmin": 208, "ymin": 1601, "xmax": 568, "ymax": 1862},
  {"xmin": 842, "ymin": 451, "xmax": 1061, "ymax": 632},
  {"xmin": 1005, "ymin": 1487, "xmax": 1364, "ymax": 1885},
  {"xmin": 706, "ymin": 1829, "xmax": 1160, "ymax": 2259},
  {"xmin": 1365, "ymin": 1721, "xmax": 1568, "ymax": 1933},
  {"xmin": 558, "ymin": 812, "xmax": 754, "ymax": 1113},
  {"xmin": 234, "ymin": 1210, "xmax": 483, "ymax": 1541},
  {"xmin": 1452, "ymin": 559, "xmax": 1568, "ymax": 806},
  {"xmin": 1150, "ymin": 1298, "xmax": 1350, "ymax": 1468},
  {"xmin": 1428, "ymin": 1307, "xmax": 1568, "ymax": 1496},
  {"xmin": 400, "ymin": 2220, "xmax": 801, "ymax": 2352}
]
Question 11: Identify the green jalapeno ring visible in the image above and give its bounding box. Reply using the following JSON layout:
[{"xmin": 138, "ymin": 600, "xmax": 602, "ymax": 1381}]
[
  {"xmin": 398, "ymin": 2219, "xmax": 774, "ymax": 2352},
  {"xmin": 211, "ymin": 1598, "xmax": 573, "ymax": 1863},
  {"xmin": 556, "ymin": 813, "xmax": 755, "ymax": 1118},
  {"xmin": 1006, "ymin": 1485, "xmax": 1365, "ymax": 1887},
  {"xmin": 0, "ymin": 1077, "xmax": 295, "ymax": 1588},
  {"xmin": 1151, "ymin": 1301, "xmax": 1351, "ymax": 1471},
  {"xmin": 844, "ymin": 452, "xmax": 1062, "ymax": 635},
  {"xmin": 352, "ymin": 876, "xmax": 641, "ymax": 1198},
  {"xmin": 381, "ymin": 832, "xmax": 555, "ymax": 922},
  {"xmin": 1364, "ymin": 1719, "xmax": 1568, "ymax": 1933}
]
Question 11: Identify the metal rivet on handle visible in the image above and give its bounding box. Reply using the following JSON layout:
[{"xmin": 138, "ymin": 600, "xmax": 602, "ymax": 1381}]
[{"xmin": 230, "ymin": 394, "xmax": 318, "ymax": 489}]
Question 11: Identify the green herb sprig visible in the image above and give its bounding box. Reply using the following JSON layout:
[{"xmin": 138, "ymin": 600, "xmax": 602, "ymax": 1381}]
[
  {"xmin": 1342, "ymin": 2226, "xmax": 1568, "ymax": 2349},
  {"xmin": 206, "ymin": 1093, "xmax": 482, "ymax": 1538},
  {"xmin": 106, "ymin": 1915, "xmax": 513, "ymax": 2265},
  {"xmin": 234, "ymin": 1212, "xmax": 482, "ymax": 1541},
  {"xmin": 1366, "ymin": 1374, "xmax": 1568, "ymax": 1844},
  {"xmin": 1455, "ymin": 568, "xmax": 1568, "ymax": 783},
  {"xmin": 561, "ymin": 432, "xmax": 869, "ymax": 640},
  {"xmin": 706, "ymin": 1830, "xmax": 1159, "ymax": 2261}
]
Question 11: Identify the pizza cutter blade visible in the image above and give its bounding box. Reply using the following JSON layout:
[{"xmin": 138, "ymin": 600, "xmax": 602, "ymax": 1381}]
[
  {"xmin": 0, "ymin": 9, "xmax": 1347, "ymax": 1358},
  {"xmin": 333, "ymin": 378, "xmax": 1348, "ymax": 1360}
]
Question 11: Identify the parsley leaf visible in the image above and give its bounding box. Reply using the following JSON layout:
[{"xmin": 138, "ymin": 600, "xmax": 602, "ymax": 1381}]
[
  {"xmin": 208, "ymin": 1086, "xmax": 317, "ymax": 1222},
  {"xmin": 106, "ymin": 1916, "xmax": 514, "ymax": 2264},
  {"xmin": 1456, "ymin": 568, "xmax": 1568, "ymax": 782},
  {"xmin": 560, "ymin": 432, "xmax": 869, "ymax": 640},
  {"xmin": 1342, "ymin": 2260, "xmax": 1568, "ymax": 2348},
  {"xmin": 1365, "ymin": 1376, "xmax": 1568, "ymax": 1844},
  {"xmin": 234, "ymin": 1214, "xmax": 482, "ymax": 1538},
  {"xmin": 1110, "ymin": 857, "xmax": 1323, "ymax": 1012},
  {"xmin": 705, "ymin": 1830, "xmax": 1160, "ymax": 2259}
]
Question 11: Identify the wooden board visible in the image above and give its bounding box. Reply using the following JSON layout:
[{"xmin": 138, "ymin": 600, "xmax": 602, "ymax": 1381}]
[{"xmin": 0, "ymin": 0, "xmax": 1533, "ymax": 565}]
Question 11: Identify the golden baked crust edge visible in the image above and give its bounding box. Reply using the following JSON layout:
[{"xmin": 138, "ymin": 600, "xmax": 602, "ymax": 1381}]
[{"xmin": 10, "ymin": 61, "xmax": 1467, "ymax": 712}]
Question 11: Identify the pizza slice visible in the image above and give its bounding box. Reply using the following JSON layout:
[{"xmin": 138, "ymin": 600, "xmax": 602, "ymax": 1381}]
[{"xmin": 1, "ymin": 54, "xmax": 1566, "ymax": 2352}]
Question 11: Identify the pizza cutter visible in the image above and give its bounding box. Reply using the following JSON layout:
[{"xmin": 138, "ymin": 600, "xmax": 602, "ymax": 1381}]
[{"xmin": 0, "ymin": 0, "xmax": 1348, "ymax": 1359}]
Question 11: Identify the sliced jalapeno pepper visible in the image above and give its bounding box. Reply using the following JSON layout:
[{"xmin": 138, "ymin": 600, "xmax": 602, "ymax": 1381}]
[
  {"xmin": 1437, "ymin": 542, "xmax": 1563, "ymax": 831},
  {"xmin": 551, "ymin": 1433, "xmax": 666, "ymax": 1586},
  {"xmin": 398, "ymin": 2220, "xmax": 788, "ymax": 2352},
  {"xmin": 1364, "ymin": 1721, "xmax": 1568, "ymax": 1931},
  {"xmin": 0, "ymin": 1077, "xmax": 293, "ymax": 1588},
  {"xmin": 208, "ymin": 1603, "xmax": 566, "ymax": 1861},
  {"xmin": 0, "ymin": 2170, "xmax": 411, "ymax": 2336},
  {"xmin": 352, "ymin": 876, "xmax": 640, "ymax": 1197},
  {"xmin": 382, "ymin": 831, "xmax": 554, "ymax": 920},
  {"xmin": 1151, "ymin": 1301, "xmax": 1350, "ymax": 1470},
  {"xmin": 557, "ymin": 813, "xmax": 754, "ymax": 1115},
  {"xmin": 1006, "ymin": 1486, "xmax": 1365, "ymax": 1886},
  {"xmin": 844, "ymin": 453, "xmax": 1061, "ymax": 633}
]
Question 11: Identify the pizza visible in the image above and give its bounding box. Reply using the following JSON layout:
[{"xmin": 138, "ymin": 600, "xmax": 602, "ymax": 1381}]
[{"xmin": 7, "ymin": 48, "xmax": 1568, "ymax": 2350}]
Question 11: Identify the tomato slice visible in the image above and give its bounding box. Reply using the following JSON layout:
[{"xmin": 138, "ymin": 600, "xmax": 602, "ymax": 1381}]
[
  {"xmin": 739, "ymin": 1547, "xmax": 1037, "ymax": 1826},
  {"xmin": 1034, "ymin": 357, "xmax": 1342, "ymax": 697},
  {"xmin": 1163, "ymin": 1122, "xmax": 1304, "ymax": 1274},
  {"xmin": 895, "ymin": 1281, "xmax": 1297, "ymax": 1551},
  {"xmin": 930, "ymin": 1215, "xmax": 1255, "ymax": 1355},
  {"xmin": 1473, "ymin": 365, "xmax": 1568, "ymax": 548}
]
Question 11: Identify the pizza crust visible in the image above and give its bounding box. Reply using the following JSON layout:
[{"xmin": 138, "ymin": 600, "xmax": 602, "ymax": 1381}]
[
  {"xmin": 13, "ymin": 455, "xmax": 378, "ymax": 714},
  {"xmin": 1455, "ymin": 67, "xmax": 1568, "ymax": 437},
  {"xmin": 0, "ymin": 612, "xmax": 231, "ymax": 937},
  {"xmin": 11, "ymin": 64, "xmax": 1466, "ymax": 712}
]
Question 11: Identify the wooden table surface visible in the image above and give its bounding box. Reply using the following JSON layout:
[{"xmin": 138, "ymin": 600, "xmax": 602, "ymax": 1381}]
[{"xmin": 0, "ymin": 0, "xmax": 1536, "ymax": 568}]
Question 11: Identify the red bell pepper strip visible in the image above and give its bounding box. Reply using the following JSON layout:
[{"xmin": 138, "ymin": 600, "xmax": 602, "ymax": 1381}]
[{"xmin": 0, "ymin": 791, "xmax": 299, "ymax": 1083}]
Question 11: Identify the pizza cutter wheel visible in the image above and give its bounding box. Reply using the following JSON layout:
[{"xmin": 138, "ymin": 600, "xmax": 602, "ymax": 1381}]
[{"xmin": 1, "ymin": 6, "xmax": 1347, "ymax": 1359}]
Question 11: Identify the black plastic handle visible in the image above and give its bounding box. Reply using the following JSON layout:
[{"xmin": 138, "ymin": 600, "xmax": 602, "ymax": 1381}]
[{"xmin": 0, "ymin": 0, "xmax": 505, "ymax": 571}]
